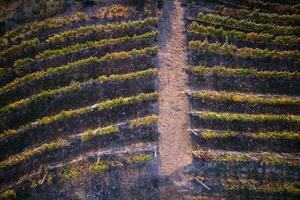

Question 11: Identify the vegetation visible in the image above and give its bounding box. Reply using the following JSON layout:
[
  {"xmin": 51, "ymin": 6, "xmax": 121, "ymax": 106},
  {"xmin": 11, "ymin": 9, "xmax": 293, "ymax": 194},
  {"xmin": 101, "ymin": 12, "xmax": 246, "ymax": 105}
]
[
  {"xmin": 129, "ymin": 114, "xmax": 158, "ymax": 128},
  {"xmin": 97, "ymin": 92, "xmax": 158, "ymax": 111},
  {"xmin": 210, "ymin": 0, "xmax": 300, "ymax": 14},
  {"xmin": 0, "ymin": 68, "xmax": 157, "ymax": 114},
  {"xmin": 252, "ymin": 131, "xmax": 300, "ymax": 140},
  {"xmin": 37, "ymin": 31, "xmax": 158, "ymax": 59},
  {"xmin": 0, "ymin": 46, "xmax": 159, "ymax": 95},
  {"xmin": 196, "ymin": 13, "xmax": 300, "ymax": 35},
  {"xmin": 0, "ymin": 38, "xmax": 40, "ymax": 59},
  {"xmin": 0, "ymin": 92, "xmax": 158, "ymax": 139},
  {"xmin": 200, "ymin": 129, "xmax": 300, "ymax": 140},
  {"xmin": 189, "ymin": 65, "xmax": 300, "ymax": 79},
  {"xmin": 0, "ymin": 189, "xmax": 16, "ymax": 200},
  {"xmin": 0, "ymin": 5, "xmax": 136, "ymax": 46},
  {"xmin": 58, "ymin": 166, "xmax": 82, "ymax": 181},
  {"xmin": 224, "ymin": 182, "xmax": 300, "ymax": 194},
  {"xmin": 195, "ymin": 111, "xmax": 300, "ymax": 123},
  {"xmin": 213, "ymin": 6, "xmax": 300, "ymax": 26},
  {"xmin": 80, "ymin": 114, "xmax": 158, "ymax": 141},
  {"xmin": 99, "ymin": 68, "xmax": 158, "ymax": 82},
  {"xmin": 0, "ymin": 81, "xmax": 81, "ymax": 114},
  {"xmin": 125, "ymin": 153, "xmax": 153, "ymax": 164},
  {"xmin": 194, "ymin": 150, "xmax": 300, "ymax": 167},
  {"xmin": 191, "ymin": 91, "xmax": 300, "ymax": 105},
  {"xmin": 189, "ymin": 22, "xmax": 300, "ymax": 45},
  {"xmin": 46, "ymin": 17, "xmax": 157, "ymax": 44},
  {"xmin": 90, "ymin": 161, "xmax": 109, "ymax": 174},
  {"xmin": 189, "ymin": 39, "xmax": 300, "ymax": 58},
  {"xmin": 0, "ymin": 139, "xmax": 69, "ymax": 169},
  {"xmin": 0, "ymin": 12, "xmax": 88, "ymax": 46},
  {"xmin": 81, "ymin": 125, "xmax": 119, "ymax": 141}
]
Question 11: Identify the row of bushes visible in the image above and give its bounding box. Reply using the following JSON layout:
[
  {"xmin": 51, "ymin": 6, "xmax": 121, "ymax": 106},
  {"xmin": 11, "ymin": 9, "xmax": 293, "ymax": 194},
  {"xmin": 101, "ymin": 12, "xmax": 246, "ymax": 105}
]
[
  {"xmin": 194, "ymin": 111, "xmax": 300, "ymax": 123},
  {"xmin": 196, "ymin": 12, "xmax": 299, "ymax": 35},
  {"xmin": 189, "ymin": 66, "xmax": 300, "ymax": 79},
  {"xmin": 1, "ymin": 31, "xmax": 157, "ymax": 75},
  {"xmin": 0, "ymin": 148, "xmax": 155, "ymax": 200},
  {"xmin": 0, "ymin": 38, "xmax": 40, "ymax": 59},
  {"xmin": 199, "ymin": 129, "xmax": 299, "ymax": 140},
  {"xmin": 191, "ymin": 90, "xmax": 300, "ymax": 105},
  {"xmin": 224, "ymin": 182, "xmax": 300, "ymax": 195},
  {"xmin": 0, "ymin": 114, "xmax": 157, "ymax": 169},
  {"xmin": 0, "ymin": 5, "xmax": 137, "ymax": 47},
  {"xmin": 0, "ymin": 68, "xmax": 157, "ymax": 114},
  {"xmin": 0, "ymin": 68, "xmax": 157, "ymax": 131},
  {"xmin": 0, "ymin": 12, "xmax": 89, "ymax": 47},
  {"xmin": 38, "ymin": 31, "xmax": 158, "ymax": 59},
  {"xmin": 81, "ymin": 114, "xmax": 158, "ymax": 141},
  {"xmin": 193, "ymin": 149, "xmax": 299, "ymax": 167},
  {"xmin": 213, "ymin": 0, "xmax": 300, "ymax": 14},
  {"xmin": 188, "ymin": 22, "xmax": 300, "ymax": 45},
  {"xmin": 1, "ymin": 17, "xmax": 157, "ymax": 72},
  {"xmin": 46, "ymin": 17, "xmax": 157, "ymax": 44},
  {"xmin": 0, "ymin": 92, "xmax": 159, "ymax": 139},
  {"xmin": 213, "ymin": 5, "xmax": 300, "ymax": 26},
  {"xmin": 0, "ymin": 46, "xmax": 158, "ymax": 96},
  {"xmin": 0, "ymin": 139, "xmax": 69, "ymax": 169},
  {"xmin": 189, "ymin": 39, "xmax": 300, "ymax": 59}
]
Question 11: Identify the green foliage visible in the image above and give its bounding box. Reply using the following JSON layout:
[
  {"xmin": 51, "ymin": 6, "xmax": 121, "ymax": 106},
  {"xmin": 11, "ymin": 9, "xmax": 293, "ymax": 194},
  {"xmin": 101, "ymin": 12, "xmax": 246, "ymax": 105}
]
[
  {"xmin": 81, "ymin": 125, "xmax": 119, "ymax": 141},
  {"xmin": 97, "ymin": 92, "xmax": 158, "ymax": 111},
  {"xmin": 200, "ymin": 129, "xmax": 299, "ymax": 141},
  {"xmin": 253, "ymin": 131, "xmax": 300, "ymax": 140},
  {"xmin": 12, "ymin": 57, "xmax": 34, "ymax": 71},
  {"xmin": 0, "ymin": 189, "xmax": 16, "ymax": 200},
  {"xmin": 189, "ymin": 65, "xmax": 300, "ymax": 79},
  {"xmin": 225, "ymin": 182, "xmax": 300, "ymax": 194},
  {"xmin": 0, "ymin": 46, "xmax": 158, "ymax": 95},
  {"xmin": 0, "ymin": 12, "xmax": 89, "ymax": 46},
  {"xmin": 99, "ymin": 68, "xmax": 158, "ymax": 82},
  {"xmin": 0, "ymin": 81, "xmax": 81, "ymax": 113},
  {"xmin": 58, "ymin": 166, "xmax": 82, "ymax": 181},
  {"xmin": 197, "ymin": 12, "xmax": 299, "ymax": 35},
  {"xmin": 0, "ymin": 38, "xmax": 40, "ymax": 59},
  {"xmin": 90, "ymin": 161, "xmax": 109, "ymax": 174},
  {"xmin": 196, "ymin": 111, "xmax": 300, "ymax": 123},
  {"xmin": 192, "ymin": 91, "xmax": 300, "ymax": 105},
  {"xmin": 214, "ymin": 6, "xmax": 300, "ymax": 26},
  {"xmin": 125, "ymin": 153, "xmax": 152, "ymax": 164},
  {"xmin": 189, "ymin": 22, "xmax": 300, "ymax": 45},
  {"xmin": 0, "ymin": 139, "xmax": 69, "ymax": 169},
  {"xmin": 38, "ymin": 31, "xmax": 158, "ymax": 59},
  {"xmin": 129, "ymin": 114, "xmax": 158, "ymax": 128},
  {"xmin": 46, "ymin": 17, "xmax": 157, "ymax": 44},
  {"xmin": 201, "ymin": 130, "xmax": 238, "ymax": 139},
  {"xmin": 0, "ymin": 93, "xmax": 158, "ymax": 139},
  {"xmin": 189, "ymin": 39, "xmax": 300, "ymax": 58}
]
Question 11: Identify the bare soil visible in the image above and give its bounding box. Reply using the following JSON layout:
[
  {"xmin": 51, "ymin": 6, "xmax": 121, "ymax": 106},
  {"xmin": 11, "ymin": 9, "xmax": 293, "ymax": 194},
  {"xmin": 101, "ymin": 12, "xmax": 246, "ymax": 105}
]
[{"xmin": 158, "ymin": 0, "xmax": 192, "ymax": 178}]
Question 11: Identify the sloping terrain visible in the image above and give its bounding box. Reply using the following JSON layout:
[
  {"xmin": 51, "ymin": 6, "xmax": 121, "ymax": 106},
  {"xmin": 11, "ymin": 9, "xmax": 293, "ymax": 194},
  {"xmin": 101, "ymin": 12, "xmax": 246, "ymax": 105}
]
[
  {"xmin": 185, "ymin": 0, "xmax": 300, "ymax": 199},
  {"xmin": 0, "ymin": 1, "xmax": 160, "ymax": 199},
  {"xmin": 0, "ymin": 0, "xmax": 300, "ymax": 199}
]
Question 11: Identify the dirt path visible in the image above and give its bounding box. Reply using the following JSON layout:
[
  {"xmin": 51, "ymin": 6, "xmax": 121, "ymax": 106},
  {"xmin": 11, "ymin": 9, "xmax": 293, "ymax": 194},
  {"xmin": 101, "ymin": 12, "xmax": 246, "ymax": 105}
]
[{"xmin": 158, "ymin": 0, "xmax": 192, "ymax": 177}]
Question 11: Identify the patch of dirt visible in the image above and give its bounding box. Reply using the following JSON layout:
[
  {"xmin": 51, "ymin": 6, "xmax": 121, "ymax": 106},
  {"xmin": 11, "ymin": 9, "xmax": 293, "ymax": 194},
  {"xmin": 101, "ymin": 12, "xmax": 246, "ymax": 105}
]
[{"xmin": 158, "ymin": 0, "xmax": 192, "ymax": 177}]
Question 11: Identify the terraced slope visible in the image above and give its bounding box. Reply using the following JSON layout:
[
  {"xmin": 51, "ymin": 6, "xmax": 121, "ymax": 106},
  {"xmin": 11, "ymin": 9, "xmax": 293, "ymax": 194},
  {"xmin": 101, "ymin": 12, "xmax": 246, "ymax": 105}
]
[
  {"xmin": 185, "ymin": 0, "xmax": 300, "ymax": 199},
  {"xmin": 0, "ymin": 3, "xmax": 160, "ymax": 199}
]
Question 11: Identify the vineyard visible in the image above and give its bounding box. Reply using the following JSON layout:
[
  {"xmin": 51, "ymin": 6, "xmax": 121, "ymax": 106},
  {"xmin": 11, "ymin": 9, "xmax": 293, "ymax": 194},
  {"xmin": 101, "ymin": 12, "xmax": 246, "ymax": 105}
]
[
  {"xmin": 0, "ymin": 1, "xmax": 160, "ymax": 199},
  {"xmin": 186, "ymin": 0, "xmax": 300, "ymax": 199},
  {"xmin": 0, "ymin": 0, "xmax": 299, "ymax": 199}
]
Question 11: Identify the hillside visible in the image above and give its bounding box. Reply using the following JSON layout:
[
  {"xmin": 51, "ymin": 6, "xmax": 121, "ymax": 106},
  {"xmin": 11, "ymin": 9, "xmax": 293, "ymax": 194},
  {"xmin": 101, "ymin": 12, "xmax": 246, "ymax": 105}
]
[{"xmin": 0, "ymin": 0, "xmax": 299, "ymax": 199}]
